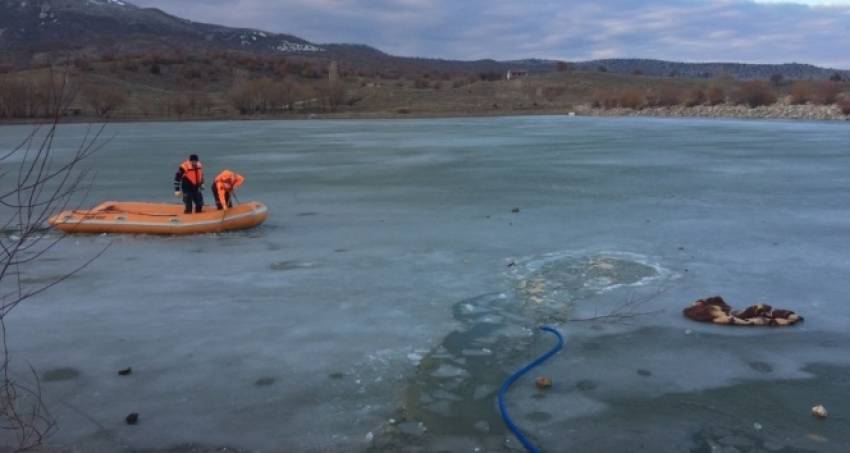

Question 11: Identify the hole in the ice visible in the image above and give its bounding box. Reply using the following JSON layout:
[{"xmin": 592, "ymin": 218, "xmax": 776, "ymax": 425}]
[
  {"xmin": 576, "ymin": 380, "xmax": 598, "ymax": 391},
  {"xmin": 748, "ymin": 361, "xmax": 773, "ymax": 374},
  {"xmin": 254, "ymin": 377, "xmax": 276, "ymax": 387},
  {"xmin": 270, "ymin": 261, "xmax": 315, "ymax": 271}
]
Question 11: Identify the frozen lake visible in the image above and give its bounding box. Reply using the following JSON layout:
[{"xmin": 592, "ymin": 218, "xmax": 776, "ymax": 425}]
[{"xmin": 2, "ymin": 116, "xmax": 849, "ymax": 452}]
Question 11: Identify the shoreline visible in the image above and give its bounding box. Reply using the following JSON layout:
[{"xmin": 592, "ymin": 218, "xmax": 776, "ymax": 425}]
[{"xmin": 1, "ymin": 103, "xmax": 848, "ymax": 127}]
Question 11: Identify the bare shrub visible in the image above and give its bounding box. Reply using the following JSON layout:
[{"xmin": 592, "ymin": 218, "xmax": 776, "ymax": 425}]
[
  {"xmin": 83, "ymin": 84, "xmax": 128, "ymax": 118},
  {"xmin": 555, "ymin": 61, "xmax": 572, "ymax": 72},
  {"xmin": 171, "ymin": 94, "xmax": 191, "ymax": 117},
  {"xmin": 685, "ymin": 88, "xmax": 706, "ymax": 107},
  {"xmin": 647, "ymin": 86, "xmax": 681, "ymax": 107},
  {"xmin": 789, "ymin": 80, "xmax": 813, "ymax": 104},
  {"xmin": 591, "ymin": 91, "xmax": 618, "ymax": 109},
  {"xmin": 317, "ymin": 80, "xmax": 347, "ymax": 112},
  {"xmin": 121, "ymin": 60, "xmax": 139, "ymax": 72},
  {"xmin": 74, "ymin": 58, "xmax": 93, "ymax": 72},
  {"xmin": 733, "ymin": 81, "xmax": 776, "ymax": 107},
  {"xmin": 229, "ymin": 77, "xmax": 299, "ymax": 114},
  {"xmin": 618, "ymin": 89, "xmax": 645, "ymax": 109},
  {"xmin": 0, "ymin": 76, "xmax": 29, "ymax": 118},
  {"xmin": 838, "ymin": 98, "xmax": 850, "ymax": 115},
  {"xmin": 182, "ymin": 65, "xmax": 203, "ymax": 80},
  {"xmin": 229, "ymin": 85, "xmax": 253, "ymax": 114},
  {"xmin": 542, "ymin": 86, "xmax": 566, "ymax": 101},
  {"xmin": 478, "ymin": 72, "xmax": 501, "ymax": 82},
  {"xmin": 300, "ymin": 63, "xmax": 321, "ymax": 79},
  {"xmin": 0, "ymin": 70, "xmax": 77, "ymax": 118},
  {"xmin": 811, "ymin": 81, "xmax": 842, "ymax": 105},
  {"xmin": 273, "ymin": 61, "xmax": 289, "ymax": 78},
  {"xmin": 790, "ymin": 80, "xmax": 841, "ymax": 105},
  {"xmin": 1, "ymin": 73, "xmax": 107, "ymax": 451},
  {"xmin": 706, "ymin": 84, "xmax": 726, "ymax": 105},
  {"xmin": 190, "ymin": 92, "xmax": 213, "ymax": 116}
]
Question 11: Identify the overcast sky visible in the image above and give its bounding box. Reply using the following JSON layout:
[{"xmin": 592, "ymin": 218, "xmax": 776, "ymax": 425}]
[{"xmin": 130, "ymin": 0, "xmax": 850, "ymax": 68}]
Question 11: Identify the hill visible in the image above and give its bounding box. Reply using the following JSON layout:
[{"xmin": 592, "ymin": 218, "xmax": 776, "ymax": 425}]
[
  {"xmin": 576, "ymin": 59, "xmax": 849, "ymax": 81},
  {"xmin": 2, "ymin": 0, "xmax": 848, "ymax": 81}
]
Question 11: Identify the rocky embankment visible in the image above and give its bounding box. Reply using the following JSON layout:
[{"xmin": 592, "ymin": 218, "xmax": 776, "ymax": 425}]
[{"xmin": 577, "ymin": 101, "xmax": 849, "ymax": 121}]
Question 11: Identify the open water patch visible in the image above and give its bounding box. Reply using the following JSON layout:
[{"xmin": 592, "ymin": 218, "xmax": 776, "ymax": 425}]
[
  {"xmin": 369, "ymin": 251, "xmax": 673, "ymax": 451},
  {"xmin": 506, "ymin": 251, "xmax": 670, "ymax": 323}
]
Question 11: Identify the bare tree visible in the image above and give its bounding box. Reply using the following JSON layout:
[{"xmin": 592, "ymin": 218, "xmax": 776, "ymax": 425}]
[
  {"xmin": 732, "ymin": 81, "xmax": 776, "ymax": 108},
  {"xmin": 229, "ymin": 78, "xmax": 299, "ymax": 114},
  {"xmin": 617, "ymin": 88, "xmax": 646, "ymax": 110},
  {"xmin": 684, "ymin": 87, "xmax": 706, "ymax": 107},
  {"xmin": 647, "ymin": 85, "xmax": 682, "ymax": 107},
  {"xmin": 839, "ymin": 98, "xmax": 850, "ymax": 115},
  {"xmin": 705, "ymin": 84, "xmax": 726, "ymax": 106},
  {"xmin": 319, "ymin": 80, "xmax": 347, "ymax": 112},
  {"xmin": 555, "ymin": 61, "xmax": 572, "ymax": 72},
  {"xmin": 811, "ymin": 81, "xmax": 842, "ymax": 105},
  {"xmin": 0, "ymin": 71, "xmax": 108, "ymax": 450},
  {"xmin": 171, "ymin": 94, "xmax": 191, "ymax": 118},
  {"xmin": 0, "ymin": 69, "xmax": 77, "ymax": 119},
  {"xmin": 83, "ymin": 84, "xmax": 128, "ymax": 118},
  {"xmin": 189, "ymin": 92, "xmax": 213, "ymax": 116},
  {"xmin": 790, "ymin": 80, "xmax": 814, "ymax": 105}
]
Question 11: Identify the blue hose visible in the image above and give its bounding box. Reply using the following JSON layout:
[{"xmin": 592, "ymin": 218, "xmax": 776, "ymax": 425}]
[{"xmin": 498, "ymin": 326, "xmax": 565, "ymax": 453}]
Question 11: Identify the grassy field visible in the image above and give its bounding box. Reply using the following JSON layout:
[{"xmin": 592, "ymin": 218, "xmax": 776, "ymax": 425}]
[{"xmin": 1, "ymin": 53, "xmax": 848, "ymax": 123}]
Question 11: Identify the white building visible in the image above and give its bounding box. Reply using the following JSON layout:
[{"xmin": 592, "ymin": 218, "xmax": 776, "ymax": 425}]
[{"xmin": 506, "ymin": 69, "xmax": 528, "ymax": 80}]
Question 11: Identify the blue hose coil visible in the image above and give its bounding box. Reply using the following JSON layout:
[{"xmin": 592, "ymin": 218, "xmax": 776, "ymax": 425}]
[{"xmin": 498, "ymin": 326, "xmax": 565, "ymax": 453}]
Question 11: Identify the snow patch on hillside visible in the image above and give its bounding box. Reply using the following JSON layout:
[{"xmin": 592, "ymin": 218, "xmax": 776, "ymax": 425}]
[
  {"xmin": 86, "ymin": 0, "xmax": 129, "ymax": 7},
  {"xmin": 276, "ymin": 41, "xmax": 323, "ymax": 53}
]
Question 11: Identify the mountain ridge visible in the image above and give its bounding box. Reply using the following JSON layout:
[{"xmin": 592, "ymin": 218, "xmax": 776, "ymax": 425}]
[{"xmin": 1, "ymin": 0, "xmax": 847, "ymax": 80}]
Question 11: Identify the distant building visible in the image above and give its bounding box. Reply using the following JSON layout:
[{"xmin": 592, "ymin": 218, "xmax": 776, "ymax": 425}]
[{"xmin": 506, "ymin": 69, "xmax": 528, "ymax": 80}]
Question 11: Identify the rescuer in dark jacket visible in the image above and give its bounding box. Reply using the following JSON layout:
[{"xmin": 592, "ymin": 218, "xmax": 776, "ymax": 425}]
[{"xmin": 174, "ymin": 154, "xmax": 204, "ymax": 214}]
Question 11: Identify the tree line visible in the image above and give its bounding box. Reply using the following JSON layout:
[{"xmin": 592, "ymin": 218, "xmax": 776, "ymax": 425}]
[{"xmin": 592, "ymin": 80, "xmax": 849, "ymax": 113}]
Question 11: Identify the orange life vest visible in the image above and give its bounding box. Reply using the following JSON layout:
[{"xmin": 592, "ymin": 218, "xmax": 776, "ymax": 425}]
[
  {"xmin": 214, "ymin": 170, "xmax": 245, "ymax": 209},
  {"xmin": 180, "ymin": 160, "xmax": 204, "ymax": 186},
  {"xmin": 214, "ymin": 170, "xmax": 245, "ymax": 191}
]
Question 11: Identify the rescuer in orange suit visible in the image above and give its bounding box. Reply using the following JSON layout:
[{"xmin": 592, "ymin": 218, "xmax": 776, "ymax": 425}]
[
  {"xmin": 174, "ymin": 154, "xmax": 204, "ymax": 214},
  {"xmin": 212, "ymin": 170, "xmax": 245, "ymax": 210}
]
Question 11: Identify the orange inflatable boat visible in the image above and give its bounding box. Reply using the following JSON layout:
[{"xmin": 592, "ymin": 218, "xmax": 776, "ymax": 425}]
[{"xmin": 49, "ymin": 201, "xmax": 269, "ymax": 235}]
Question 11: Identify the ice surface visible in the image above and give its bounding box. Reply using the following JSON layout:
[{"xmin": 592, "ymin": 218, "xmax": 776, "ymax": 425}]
[{"xmin": 1, "ymin": 116, "xmax": 850, "ymax": 451}]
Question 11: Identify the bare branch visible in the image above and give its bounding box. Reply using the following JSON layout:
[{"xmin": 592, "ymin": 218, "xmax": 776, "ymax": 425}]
[
  {"xmin": 568, "ymin": 288, "xmax": 670, "ymax": 324},
  {"xmin": 0, "ymin": 63, "xmax": 107, "ymax": 450}
]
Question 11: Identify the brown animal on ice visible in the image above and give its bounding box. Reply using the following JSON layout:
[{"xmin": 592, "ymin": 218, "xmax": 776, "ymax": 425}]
[{"xmin": 683, "ymin": 296, "xmax": 803, "ymax": 326}]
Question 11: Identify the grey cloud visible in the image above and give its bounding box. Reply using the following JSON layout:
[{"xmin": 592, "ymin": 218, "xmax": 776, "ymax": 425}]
[{"xmin": 130, "ymin": 0, "xmax": 850, "ymax": 68}]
